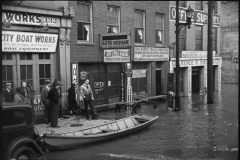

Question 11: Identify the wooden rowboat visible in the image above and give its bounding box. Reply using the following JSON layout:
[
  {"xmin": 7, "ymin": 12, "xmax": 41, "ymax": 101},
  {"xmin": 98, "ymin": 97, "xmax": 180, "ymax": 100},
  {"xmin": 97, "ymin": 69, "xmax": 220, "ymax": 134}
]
[{"xmin": 41, "ymin": 114, "xmax": 159, "ymax": 149}]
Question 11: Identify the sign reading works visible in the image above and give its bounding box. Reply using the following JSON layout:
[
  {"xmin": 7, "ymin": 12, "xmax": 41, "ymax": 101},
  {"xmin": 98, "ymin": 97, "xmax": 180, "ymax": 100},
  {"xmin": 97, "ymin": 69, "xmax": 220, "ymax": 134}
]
[
  {"xmin": 2, "ymin": 31, "xmax": 58, "ymax": 52},
  {"xmin": 2, "ymin": 11, "xmax": 61, "ymax": 27}
]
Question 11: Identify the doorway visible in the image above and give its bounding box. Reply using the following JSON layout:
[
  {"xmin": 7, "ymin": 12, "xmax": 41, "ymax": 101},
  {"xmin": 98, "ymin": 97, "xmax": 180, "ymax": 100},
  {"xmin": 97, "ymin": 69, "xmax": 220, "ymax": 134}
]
[
  {"xmin": 156, "ymin": 70, "xmax": 161, "ymax": 95},
  {"xmin": 192, "ymin": 68, "xmax": 200, "ymax": 93}
]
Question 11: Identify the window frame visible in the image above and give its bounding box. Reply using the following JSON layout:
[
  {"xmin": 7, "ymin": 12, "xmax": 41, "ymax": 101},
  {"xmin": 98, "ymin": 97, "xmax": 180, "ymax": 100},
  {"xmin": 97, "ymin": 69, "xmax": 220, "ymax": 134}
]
[
  {"xmin": 134, "ymin": 10, "xmax": 145, "ymax": 45},
  {"xmin": 20, "ymin": 65, "xmax": 33, "ymax": 84},
  {"xmin": 179, "ymin": 27, "xmax": 186, "ymax": 57},
  {"xmin": 2, "ymin": 65, "xmax": 14, "ymax": 89},
  {"xmin": 195, "ymin": 25, "xmax": 203, "ymax": 50},
  {"xmin": 107, "ymin": 5, "xmax": 120, "ymax": 33},
  {"xmin": 77, "ymin": 2, "xmax": 93, "ymax": 43},
  {"xmin": 155, "ymin": 13, "xmax": 165, "ymax": 45},
  {"xmin": 212, "ymin": 27, "xmax": 217, "ymax": 52},
  {"xmin": 196, "ymin": 1, "xmax": 203, "ymax": 11},
  {"xmin": 39, "ymin": 64, "xmax": 51, "ymax": 92}
]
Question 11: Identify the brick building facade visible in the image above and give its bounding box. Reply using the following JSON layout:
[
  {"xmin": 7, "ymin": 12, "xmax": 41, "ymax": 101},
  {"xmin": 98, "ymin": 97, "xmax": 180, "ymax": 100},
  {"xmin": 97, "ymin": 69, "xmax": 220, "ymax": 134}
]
[
  {"xmin": 220, "ymin": 1, "xmax": 239, "ymax": 83},
  {"xmin": 169, "ymin": 1, "xmax": 222, "ymax": 96},
  {"xmin": 68, "ymin": 1, "xmax": 170, "ymax": 106}
]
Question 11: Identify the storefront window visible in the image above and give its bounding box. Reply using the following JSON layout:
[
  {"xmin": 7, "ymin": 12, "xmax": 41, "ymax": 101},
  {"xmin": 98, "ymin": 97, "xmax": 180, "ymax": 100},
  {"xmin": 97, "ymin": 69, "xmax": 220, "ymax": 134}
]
[
  {"xmin": 20, "ymin": 65, "xmax": 33, "ymax": 83},
  {"xmin": 108, "ymin": 72, "xmax": 120, "ymax": 98},
  {"xmin": 93, "ymin": 74, "xmax": 106, "ymax": 99},
  {"xmin": 2, "ymin": 66, "xmax": 13, "ymax": 89},
  {"xmin": 20, "ymin": 53, "xmax": 32, "ymax": 60},
  {"xmin": 132, "ymin": 62, "xmax": 148, "ymax": 95},
  {"xmin": 2, "ymin": 53, "xmax": 12, "ymax": 60},
  {"xmin": 39, "ymin": 64, "xmax": 51, "ymax": 92}
]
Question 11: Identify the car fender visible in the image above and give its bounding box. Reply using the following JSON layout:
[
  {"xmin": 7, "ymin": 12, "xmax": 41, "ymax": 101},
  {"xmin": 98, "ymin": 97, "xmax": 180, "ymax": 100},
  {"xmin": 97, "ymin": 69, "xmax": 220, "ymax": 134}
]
[{"xmin": 4, "ymin": 136, "xmax": 45, "ymax": 159}]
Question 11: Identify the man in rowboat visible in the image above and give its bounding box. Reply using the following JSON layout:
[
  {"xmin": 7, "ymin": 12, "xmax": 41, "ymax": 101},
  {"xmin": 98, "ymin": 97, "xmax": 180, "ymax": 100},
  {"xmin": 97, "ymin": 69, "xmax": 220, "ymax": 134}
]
[{"xmin": 80, "ymin": 79, "xmax": 97, "ymax": 120}]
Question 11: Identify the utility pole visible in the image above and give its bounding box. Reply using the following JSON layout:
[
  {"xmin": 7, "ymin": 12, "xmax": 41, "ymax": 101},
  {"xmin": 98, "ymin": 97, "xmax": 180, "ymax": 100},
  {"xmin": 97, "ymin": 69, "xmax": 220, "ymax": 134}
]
[
  {"xmin": 207, "ymin": 1, "xmax": 213, "ymax": 104},
  {"xmin": 175, "ymin": 1, "xmax": 181, "ymax": 111}
]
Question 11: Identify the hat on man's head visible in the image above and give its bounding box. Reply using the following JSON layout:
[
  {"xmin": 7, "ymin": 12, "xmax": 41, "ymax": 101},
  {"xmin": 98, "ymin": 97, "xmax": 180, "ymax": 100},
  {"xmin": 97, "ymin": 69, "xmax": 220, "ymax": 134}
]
[
  {"xmin": 27, "ymin": 80, "xmax": 32, "ymax": 84},
  {"xmin": 53, "ymin": 79, "xmax": 60, "ymax": 86},
  {"xmin": 6, "ymin": 82, "xmax": 12, "ymax": 86},
  {"xmin": 45, "ymin": 79, "xmax": 51, "ymax": 84}
]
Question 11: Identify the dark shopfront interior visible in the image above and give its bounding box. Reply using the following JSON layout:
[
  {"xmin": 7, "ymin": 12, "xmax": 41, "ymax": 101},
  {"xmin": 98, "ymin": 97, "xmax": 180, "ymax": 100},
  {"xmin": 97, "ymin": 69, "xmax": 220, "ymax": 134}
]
[
  {"xmin": 78, "ymin": 62, "xmax": 150, "ymax": 106},
  {"xmin": 192, "ymin": 67, "xmax": 200, "ymax": 93}
]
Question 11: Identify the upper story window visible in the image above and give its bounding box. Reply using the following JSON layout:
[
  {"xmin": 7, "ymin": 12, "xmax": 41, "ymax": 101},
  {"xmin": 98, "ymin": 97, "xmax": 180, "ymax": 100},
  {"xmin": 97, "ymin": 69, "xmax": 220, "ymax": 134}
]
[
  {"xmin": 107, "ymin": 5, "xmax": 120, "ymax": 33},
  {"xmin": 135, "ymin": 10, "xmax": 145, "ymax": 44},
  {"xmin": 196, "ymin": 1, "xmax": 203, "ymax": 10},
  {"xmin": 212, "ymin": 27, "xmax": 217, "ymax": 51},
  {"xmin": 155, "ymin": 13, "xmax": 164, "ymax": 44},
  {"xmin": 179, "ymin": 1, "xmax": 186, "ymax": 7},
  {"xmin": 195, "ymin": 25, "xmax": 203, "ymax": 50},
  {"xmin": 179, "ymin": 27, "xmax": 186, "ymax": 55},
  {"xmin": 77, "ymin": 2, "xmax": 92, "ymax": 42},
  {"xmin": 212, "ymin": 2, "xmax": 218, "ymax": 14}
]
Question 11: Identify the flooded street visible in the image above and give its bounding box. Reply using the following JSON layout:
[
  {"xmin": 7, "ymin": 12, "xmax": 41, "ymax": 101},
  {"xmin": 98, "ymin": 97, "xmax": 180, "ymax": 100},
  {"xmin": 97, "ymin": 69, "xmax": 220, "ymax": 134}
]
[{"xmin": 40, "ymin": 84, "xmax": 238, "ymax": 160}]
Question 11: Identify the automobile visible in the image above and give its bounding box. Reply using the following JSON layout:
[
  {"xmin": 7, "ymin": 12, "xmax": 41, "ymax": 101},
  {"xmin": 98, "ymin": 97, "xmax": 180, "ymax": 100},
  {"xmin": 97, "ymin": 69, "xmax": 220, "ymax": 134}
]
[{"xmin": 2, "ymin": 103, "xmax": 47, "ymax": 160}]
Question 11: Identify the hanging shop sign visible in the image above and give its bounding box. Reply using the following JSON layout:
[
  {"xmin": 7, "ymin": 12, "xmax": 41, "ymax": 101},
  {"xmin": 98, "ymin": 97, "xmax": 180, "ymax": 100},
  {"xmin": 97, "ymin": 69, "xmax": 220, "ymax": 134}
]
[
  {"xmin": 104, "ymin": 49, "xmax": 130, "ymax": 62},
  {"xmin": 72, "ymin": 64, "xmax": 79, "ymax": 102},
  {"xmin": 100, "ymin": 32, "xmax": 131, "ymax": 49},
  {"xmin": 170, "ymin": 57, "xmax": 222, "ymax": 68},
  {"xmin": 2, "ymin": 11, "xmax": 61, "ymax": 27},
  {"xmin": 134, "ymin": 47, "xmax": 169, "ymax": 61},
  {"xmin": 182, "ymin": 51, "xmax": 216, "ymax": 58},
  {"xmin": 169, "ymin": 6, "xmax": 220, "ymax": 27},
  {"xmin": 132, "ymin": 70, "xmax": 146, "ymax": 78},
  {"xmin": 2, "ymin": 31, "xmax": 58, "ymax": 52}
]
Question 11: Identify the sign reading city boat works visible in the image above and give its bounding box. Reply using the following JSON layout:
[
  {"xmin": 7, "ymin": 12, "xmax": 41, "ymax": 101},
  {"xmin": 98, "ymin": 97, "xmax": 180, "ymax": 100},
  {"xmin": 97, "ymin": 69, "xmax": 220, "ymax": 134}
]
[
  {"xmin": 2, "ymin": 11, "xmax": 61, "ymax": 27},
  {"xmin": 169, "ymin": 6, "xmax": 220, "ymax": 27},
  {"xmin": 100, "ymin": 32, "xmax": 131, "ymax": 49},
  {"xmin": 104, "ymin": 49, "xmax": 130, "ymax": 62},
  {"xmin": 134, "ymin": 47, "xmax": 169, "ymax": 61},
  {"xmin": 182, "ymin": 51, "xmax": 216, "ymax": 58},
  {"xmin": 2, "ymin": 31, "xmax": 58, "ymax": 52},
  {"xmin": 170, "ymin": 57, "xmax": 222, "ymax": 68}
]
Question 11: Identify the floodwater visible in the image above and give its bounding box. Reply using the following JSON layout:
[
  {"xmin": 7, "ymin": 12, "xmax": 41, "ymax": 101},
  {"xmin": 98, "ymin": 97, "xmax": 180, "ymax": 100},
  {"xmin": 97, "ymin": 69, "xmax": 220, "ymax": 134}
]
[{"xmin": 40, "ymin": 84, "xmax": 238, "ymax": 160}]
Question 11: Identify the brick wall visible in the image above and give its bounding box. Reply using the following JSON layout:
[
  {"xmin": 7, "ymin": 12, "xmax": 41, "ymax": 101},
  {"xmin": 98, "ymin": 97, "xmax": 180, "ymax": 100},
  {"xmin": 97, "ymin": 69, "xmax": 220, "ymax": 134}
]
[
  {"xmin": 69, "ymin": 1, "xmax": 170, "ymax": 63},
  {"xmin": 220, "ymin": 1, "xmax": 239, "ymax": 83}
]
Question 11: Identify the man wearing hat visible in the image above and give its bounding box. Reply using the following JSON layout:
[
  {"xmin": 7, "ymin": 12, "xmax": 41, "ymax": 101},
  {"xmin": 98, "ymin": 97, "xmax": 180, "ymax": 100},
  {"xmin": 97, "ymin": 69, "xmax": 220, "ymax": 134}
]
[
  {"xmin": 3, "ymin": 82, "xmax": 14, "ymax": 103},
  {"xmin": 20, "ymin": 80, "xmax": 31, "ymax": 104},
  {"xmin": 26, "ymin": 80, "xmax": 35, "ymax": 106},
  {"xmin": 48, "ymin": 79, "xmax": 61, "ymax": 128},
  {"xmin": 41, "ymin": 79, "xmax": 52, "ymax": 124}
]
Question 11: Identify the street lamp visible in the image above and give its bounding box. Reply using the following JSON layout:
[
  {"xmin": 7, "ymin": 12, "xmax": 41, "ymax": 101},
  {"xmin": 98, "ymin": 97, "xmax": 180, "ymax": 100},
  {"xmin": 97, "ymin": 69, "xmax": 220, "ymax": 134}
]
[{"xmin": 174, "ymin": 3, "xmax": 194, "ymax": 111}]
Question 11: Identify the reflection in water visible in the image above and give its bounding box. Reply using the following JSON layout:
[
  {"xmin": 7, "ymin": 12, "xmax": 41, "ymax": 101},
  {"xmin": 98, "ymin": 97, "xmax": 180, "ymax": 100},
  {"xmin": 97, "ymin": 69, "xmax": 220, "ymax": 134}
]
[{"xmin": 43, "ymin": 84, "xmax": 238, "ymax": 160}]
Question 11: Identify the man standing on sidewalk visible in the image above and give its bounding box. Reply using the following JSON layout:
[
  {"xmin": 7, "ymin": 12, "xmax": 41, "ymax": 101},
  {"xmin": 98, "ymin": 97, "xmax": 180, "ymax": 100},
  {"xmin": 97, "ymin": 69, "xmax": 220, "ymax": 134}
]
[
  {"xmin": 80, "ymin": 79, "xmax": 96, "ymax": 120},
  {"xmin": 48, "ymin": 80, "xmax": 61, "ymax": 128},
  {"xmin": 41, "ymin": 79, "xmax": 51, "ymax": 124}
]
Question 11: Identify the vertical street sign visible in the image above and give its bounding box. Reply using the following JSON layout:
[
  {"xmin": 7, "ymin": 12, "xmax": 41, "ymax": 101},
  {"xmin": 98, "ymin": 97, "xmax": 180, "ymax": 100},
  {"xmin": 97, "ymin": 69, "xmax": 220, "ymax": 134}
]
[{"xmin": 72, "ymin": 63, "xmax": 79, "ymax": 104}]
